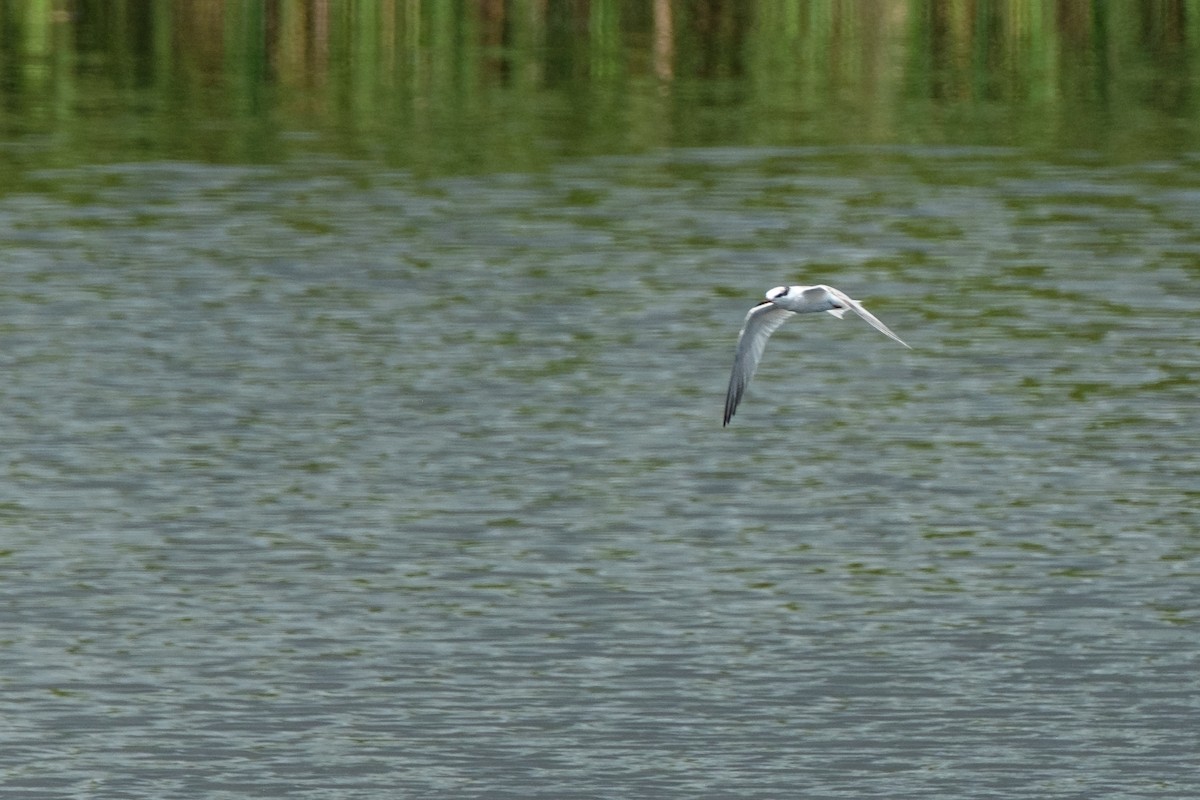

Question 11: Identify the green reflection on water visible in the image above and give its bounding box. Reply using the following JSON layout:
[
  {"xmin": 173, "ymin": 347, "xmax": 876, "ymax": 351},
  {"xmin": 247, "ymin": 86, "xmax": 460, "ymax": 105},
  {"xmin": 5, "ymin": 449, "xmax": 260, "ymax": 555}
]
[{"xmin": 1, "ymin": 0, "xmax": 1198, "ymax": 181}]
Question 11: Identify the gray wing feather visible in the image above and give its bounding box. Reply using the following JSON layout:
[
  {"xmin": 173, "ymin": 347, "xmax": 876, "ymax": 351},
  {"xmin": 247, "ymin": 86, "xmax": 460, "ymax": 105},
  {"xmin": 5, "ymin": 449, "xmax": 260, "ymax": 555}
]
[
  {"xmin": 723, "ymin": 302, "xmax": 794, "ymax": 426},
  {"xmin": 821, "ymin": 285, "xmax": 911, "ymax": 348}
]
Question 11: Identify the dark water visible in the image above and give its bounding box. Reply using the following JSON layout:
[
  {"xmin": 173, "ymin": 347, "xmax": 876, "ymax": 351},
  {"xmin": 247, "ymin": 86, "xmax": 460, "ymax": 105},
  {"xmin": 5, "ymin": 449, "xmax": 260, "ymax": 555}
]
[
  {"xmin": 2, "ymin": 148, "xmax": 1198, "ymax": 798},
  {"xmin": 3, "ymin": 2, "xmax": 1200, "ymax": 798}
]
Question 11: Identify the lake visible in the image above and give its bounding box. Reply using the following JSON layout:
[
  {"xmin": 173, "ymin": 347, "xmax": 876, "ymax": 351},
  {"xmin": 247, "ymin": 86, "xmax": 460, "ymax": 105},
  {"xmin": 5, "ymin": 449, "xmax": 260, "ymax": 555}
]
[{"xmin": 1, "ymin": 3, "xmax": 1198, "ymax": 799}]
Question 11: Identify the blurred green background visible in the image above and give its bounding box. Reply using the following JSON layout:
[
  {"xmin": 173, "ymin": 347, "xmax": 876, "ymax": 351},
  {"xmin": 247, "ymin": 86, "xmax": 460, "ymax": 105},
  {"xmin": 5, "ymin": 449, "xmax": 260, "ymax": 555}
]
[{"xmin": 2, "ymin": 0, "xmax": 1198, "ymax": 179}]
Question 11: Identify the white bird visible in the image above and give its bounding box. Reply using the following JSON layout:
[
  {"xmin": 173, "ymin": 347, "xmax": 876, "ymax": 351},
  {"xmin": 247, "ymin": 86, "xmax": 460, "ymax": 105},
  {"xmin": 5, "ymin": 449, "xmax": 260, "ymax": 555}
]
[{"xmin": 723, "ymin": 284, "xmax": 910, "ymax": 426}]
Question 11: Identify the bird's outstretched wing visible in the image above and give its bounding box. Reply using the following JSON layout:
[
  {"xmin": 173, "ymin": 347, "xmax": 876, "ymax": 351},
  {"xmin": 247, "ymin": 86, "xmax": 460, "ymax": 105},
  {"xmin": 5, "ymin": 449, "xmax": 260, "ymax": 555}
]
[
  {"xmin": 724, "ymin": 302, "xmax": 795, "ymax": 426},
  {"xmin": 821, "ymin": 285, "xmax": 911, "ymax": 349}
]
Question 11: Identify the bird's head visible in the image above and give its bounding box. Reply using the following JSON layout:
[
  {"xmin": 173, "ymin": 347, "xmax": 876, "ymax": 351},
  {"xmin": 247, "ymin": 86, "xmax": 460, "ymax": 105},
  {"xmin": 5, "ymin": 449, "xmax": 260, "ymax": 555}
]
[{"xmin": 766, "ymin": 286, "xmax": 790, "ymax": 301}]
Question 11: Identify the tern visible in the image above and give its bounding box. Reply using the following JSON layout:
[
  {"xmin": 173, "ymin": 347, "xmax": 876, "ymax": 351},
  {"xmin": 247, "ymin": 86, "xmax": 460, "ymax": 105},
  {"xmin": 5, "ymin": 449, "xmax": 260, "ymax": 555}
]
[{"xmin": 723, "ymin": 284, "xmax": 910, "ymax": 426}]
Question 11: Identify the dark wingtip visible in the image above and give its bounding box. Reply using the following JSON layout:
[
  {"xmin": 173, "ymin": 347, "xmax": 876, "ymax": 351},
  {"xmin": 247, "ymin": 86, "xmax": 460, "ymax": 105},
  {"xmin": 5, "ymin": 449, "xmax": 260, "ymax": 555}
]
[{"xmin": 723, "ymin": 382, "xmax": 743, "ymax": 427}]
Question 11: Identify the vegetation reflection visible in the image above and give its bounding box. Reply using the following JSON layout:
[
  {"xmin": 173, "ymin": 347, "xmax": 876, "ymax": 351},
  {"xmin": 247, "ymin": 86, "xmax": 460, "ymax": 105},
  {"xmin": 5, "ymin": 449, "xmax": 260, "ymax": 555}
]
[{"xmin": 0, "ymin": 0, "xmax": 1197, "ymax": 174}]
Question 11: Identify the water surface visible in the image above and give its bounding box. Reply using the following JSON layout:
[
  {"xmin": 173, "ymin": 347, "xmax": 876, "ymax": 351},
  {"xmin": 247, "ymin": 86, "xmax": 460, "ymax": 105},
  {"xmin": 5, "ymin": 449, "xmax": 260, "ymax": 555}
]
[{"xmin": 1, "ymin": 146, "xmax": 1198, "ymax": 798}]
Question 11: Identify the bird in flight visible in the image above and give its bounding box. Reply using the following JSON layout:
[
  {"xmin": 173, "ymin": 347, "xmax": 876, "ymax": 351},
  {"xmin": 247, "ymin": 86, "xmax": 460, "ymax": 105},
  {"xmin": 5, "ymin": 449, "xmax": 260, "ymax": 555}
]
[{"xmin": 723, "ymin": 284, "xmax": 910, "ymax": 426}]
